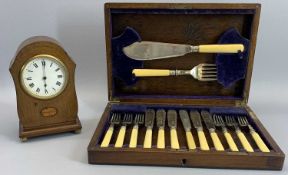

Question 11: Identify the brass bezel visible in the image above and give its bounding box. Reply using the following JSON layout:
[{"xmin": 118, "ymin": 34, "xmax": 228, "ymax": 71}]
[{"xmin": 20, "ymin": 54, "xmax": 69, "ymax": 100}]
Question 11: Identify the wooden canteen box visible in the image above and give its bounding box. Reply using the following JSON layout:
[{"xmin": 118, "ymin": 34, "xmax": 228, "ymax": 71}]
[{"xmin": 88, "ymin": 3, "xmax": 285, "ymax": 170}]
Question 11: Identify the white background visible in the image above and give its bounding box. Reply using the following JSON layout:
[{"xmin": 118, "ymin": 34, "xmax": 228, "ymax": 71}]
[{"xmin": 0, "ymin": 0, "xmax": 287, "ymax": 174}]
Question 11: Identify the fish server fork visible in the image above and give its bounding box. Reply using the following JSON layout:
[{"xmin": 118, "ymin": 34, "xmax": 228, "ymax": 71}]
[
  {"xmin": 226, "ymin": 116, "xmax": 254, "ymax": 152},
  {"xmin": 115, "ymin": 113, "xmax": 133, "ymax": 148},
  {"xmin": 213, "ymin": 115, "xmax": 239, "ymax": 151},
  {"xmin": 238, "ymin": 116, "xmax": 270, "ymax": 152},
  {"xmin": 132, "ymin": 63, "xmax": 217, "ymax": 81},
  {"xmin": 100, "ymin": 113, "xmax": 121, "ymax": 147},
  {"xmin": 129, "ymin": 114, "xmax": 144, "ymax": 148}
]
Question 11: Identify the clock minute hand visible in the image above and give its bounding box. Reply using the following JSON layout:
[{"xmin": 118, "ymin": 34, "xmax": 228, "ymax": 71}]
[{"xmin": 41, "ymin": 60, "xmax": 48, "ymax": 91}]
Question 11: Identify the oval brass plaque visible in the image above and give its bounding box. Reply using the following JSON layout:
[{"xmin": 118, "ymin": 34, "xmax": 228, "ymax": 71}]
[{"xmin": 41, "ymin": 107, "xmax": 57, "ymax": 117}]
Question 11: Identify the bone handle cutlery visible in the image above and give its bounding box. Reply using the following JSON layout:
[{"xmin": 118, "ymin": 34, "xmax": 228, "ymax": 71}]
[
  {"xmin": 201, "ymin": 111, "xmax": 224, "ymax": 151},
  {"xmin": 143, "ymin": 109, "xmax": 155, "ymax": 148},
  {"xmin": 123, "ymin": 41, "xmax": 244, "ymax": 61},
  {"xmin": 179, "ymin": 110, "xmax": 196, "ymax": 150},
  {"xmin": 190, "ymin": 110, "xmax": 210, "ymax": 151},
  {"xmin": 213, "ymin": 115, "xmax": 239, "ymax": 152},
  {"xmin": 156, "ymin": 109, "xmax": 166, "ymax": 149},
  {"xmin": 129, "ymin": 114, "xmax": 144, "ymax": 148},
  {"xmin": 100, "ymin": 113, "xmax": 121, "ymax": 147},
  {"xmin": 132, "ymin": 64, "xmax": 217, "ymax": 81},
  {"xmin": 238, "ymin": 116, "xmax": 270, "ymax": 152},
  {"xmin": 167, "ymin": 110, "xmax": 180, "ymax": 149},
  {"xmin": 115, "ymin": 113, "xmax": 133, "ymax": 148},
  {"xmin": 226, "ymin": 116, "xmax": 254, "ymax": 152}
]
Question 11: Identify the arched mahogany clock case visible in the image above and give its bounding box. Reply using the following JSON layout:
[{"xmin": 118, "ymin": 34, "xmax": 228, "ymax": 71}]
[{"xmin": 9, "ymin": 36, "xmax": 82, "ymax": 141}]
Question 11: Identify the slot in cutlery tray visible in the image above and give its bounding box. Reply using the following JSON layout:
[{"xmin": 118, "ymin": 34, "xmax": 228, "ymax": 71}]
[{"xmin": 88, "ymin": 103, "xmax": 284, "ymax": 169}]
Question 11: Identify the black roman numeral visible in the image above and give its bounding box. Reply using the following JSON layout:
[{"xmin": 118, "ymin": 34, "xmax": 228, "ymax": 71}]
[
  {"xmin": 26, "ymin": 77, "xmax": 32, "ymax": 80},
  {"xmin": 45, "ymin": 89, "xmax": 48, "ymax": 94},
  {"xmin": 56, "ymin": 81, "xmax": 61, "ymax": 86},
  {"xmin": 33, "ymin": 63, "xmax": 38, "ymax": 68},
  {"xmin": 57, "ymin": 75, "xmax": 63, "ymax": 78},
  {"xmin": 55, "ymin": 68, "xmax": 60, "ymax": 72},
  {"xmin": 41, "ymin": 60, "xmax": 46, "ymax": 66},
  {"xmin": 52, "ymin": 87, "xmax": 56, "ymax": 91},
  {"xmin": 27, "ymin": 69, "xmax": 33, "ymax": 72},
  {"xmin": 29, "ymin": 83, "xmax": 34, "ymax": 88},
  {"xmin": 36, "ymin": 88, "xmax": 40, "ymax": 93},
  {"xmin": 50, "ymin": 62, "xmax": 53, "ymax": 67}
]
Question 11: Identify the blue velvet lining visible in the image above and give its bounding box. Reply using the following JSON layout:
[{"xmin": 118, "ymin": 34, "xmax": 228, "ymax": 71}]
[
  {"xmin": 112, "ymin": 27, "xmax": 143, "ymax": 85},
  {"xmin": 216, "ymin": 28, "xmax": 250, "ymax": 87},
  {"xmin": 112, "ymin": 27, "xmax": 250, "ymax": 88}
]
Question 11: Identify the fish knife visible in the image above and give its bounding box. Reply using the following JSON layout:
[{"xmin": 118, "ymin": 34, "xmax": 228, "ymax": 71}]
[
  {"xmin": 167, "ymin": 110, "xmax": 180, "ymax": 149},
  {"xmin": 179, "ymin": 110, "xmax": 196, "ymax": 150},
  {"xmin": 156, "ymin": 109, "xmax": 166, "ymax": 149},
  {"xmin": 190, "ymin": 110, "xmax": 209, "ymax": 151},
  {"xmin": 143, "ymin": 109, "xmax": 155, "ymax": 148},
  {"xmin": 123, "ymin": 41, "xmax": 244, "ymax": 60},
  {"xmin": 201, "ymin": 111, "xmax": 224, "ymax": 151}
]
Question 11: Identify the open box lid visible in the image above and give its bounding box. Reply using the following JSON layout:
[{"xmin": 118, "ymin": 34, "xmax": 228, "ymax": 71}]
[{"xmin": 104, "ymin": 3, "xmax": 261, "ymax": 106}]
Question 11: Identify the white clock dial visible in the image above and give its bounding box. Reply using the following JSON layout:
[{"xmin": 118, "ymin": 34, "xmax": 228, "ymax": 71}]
[{"xmin": 21, "ymin": 54, "xmax": 68, "ymax": 99}]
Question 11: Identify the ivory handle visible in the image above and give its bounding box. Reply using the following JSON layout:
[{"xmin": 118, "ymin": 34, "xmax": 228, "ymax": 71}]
[
  {"xmin": 100, "ymin": 126, "xmax": 114, "ymax": 147},
  {"xmin": 237, "ymin": 130, "xmax": 254, "ymax": 152},
  {"xmin": 170, "ymin": 128, "xmax": 180, "ymax": 149},
  {"xmin": 114, "ymin": 126, "xmax": 126, "ymax": 148},
  {"xmin": 211, "ymin": 132, "xmax": 224, "ymax": 151},
  {"xmin": 132, "ymin": 69, "xmax": 170, "ymax": 77},
  {"xmin": 129, "ymin": 125, "xmax": 138, "ymax": 148},
  {"xmin": 157, "ymin": 128, "xmax": 165, "ymax": 149},
  {"xmin": 198, "ymin": 130, "xmax": 210, "ymax": 151},
  {"xmin": 143, "ymin": 128, "xmax": 153, "ymax": 148},
  {"xmin": 185, "ymin": 131, "xmax": 196, "ymax": 150},
  {"xmin": 251, "ymin": 131, "xmax": 270, "ymax": 152},
  {"xmin": 198, "ymin": 44, "xmax": 244, "ymax": 53},
  {"xmin": 224, "ymin": 131, "xmax": 239, "ymax": 152}
]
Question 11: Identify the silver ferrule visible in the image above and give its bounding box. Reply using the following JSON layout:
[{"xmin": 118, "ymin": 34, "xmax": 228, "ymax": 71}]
[
  {"xmin": 209, "ymin": 128, "xmax": 216, "ymax": 133},
  {"xmin": 190, "ymin": 46, "xmax": 199, "ymax": 53},
  {"xmin": 169, "ymin": 70, "xmax": 190, "ymax": 76},
  {"xmin": 222, "ymin": 127, "xmax": 228, "ymax": 133}
]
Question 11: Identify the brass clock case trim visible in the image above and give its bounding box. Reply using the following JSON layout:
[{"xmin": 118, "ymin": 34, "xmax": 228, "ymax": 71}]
[{"xmin": 20, "ymin": 54, "xmax": 69, "ymax": 100}]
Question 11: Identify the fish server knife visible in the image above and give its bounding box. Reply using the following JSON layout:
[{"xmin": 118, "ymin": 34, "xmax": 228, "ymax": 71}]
[
  {"xmin": 201, "ymin": 111, "xmax": 224, "ymax": 151},
  {"xmin": 190, "ymin": 110, "xmax": 209, "ymax": 151},
  {"xmin": 167, "ymin": 110, "xmax": 180, "ymax": 149},
  {"xmin": 143, "ymin": 109, "xmax": 155, "ymax": 148},
  {"xmin": 123, "ymin": 41, "xmax": 244, "ymax": 60},
  {"xmin": 156, "ymin": 109, "xmax": 166, "ymax": 149},
  {"xmin": 179, "ymin": 110, "xmax": 196, "ymax": 150}
]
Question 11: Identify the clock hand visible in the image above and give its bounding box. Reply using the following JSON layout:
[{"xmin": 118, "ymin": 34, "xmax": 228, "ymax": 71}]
[{"xmin": 41, "ymin": 60, "xmax": 48, "ymax": 91}]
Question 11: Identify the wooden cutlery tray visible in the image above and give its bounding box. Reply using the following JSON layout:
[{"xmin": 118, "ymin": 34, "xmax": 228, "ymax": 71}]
[
  {"xmin": 88, "ymin": 103, "xmax": 284, "ymax": 169},
  {"xmin": 88, "ymin": 3, "xmax": 285, "ymax": 170}
]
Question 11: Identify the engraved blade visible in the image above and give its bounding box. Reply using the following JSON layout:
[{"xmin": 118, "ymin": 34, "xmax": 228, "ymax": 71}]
[
  {"xmin": 123, "ymin": 41, "xmax": 191, "ymax": 60},
  {"xmin": 145, "ymin": 109, "xmax": 155, "ymax": 128},
  {"xmin": 167, "ymin": 110, "xmax": 177, "ymax": 128},
  {"xmin": 190, "ymin": 110, "xmax": 202, "ymax": 129},
  {"xmin": 201, "ymin": 111, "xmax": 215, "ymax": 130},
  {"xmin": 179, "ymin": 110, "xmax": 192, "ymax": 131},
  {"xmin": 156, "ymin": 109, "xmax": 166, "ymax": 128}
]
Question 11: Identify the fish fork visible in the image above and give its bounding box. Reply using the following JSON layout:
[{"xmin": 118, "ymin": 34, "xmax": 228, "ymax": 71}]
[
  {"xmin": 115, "ymin": 113, "xmax": 133, "ymax": 148},
  {"xmin": 238, "ymin": 116, "xmax": 270, "ymax": 152},
  {"xmin": 132, "ymin": 63, "xmax": 217, "ymax": 81},
  {"xmin": 225, "ymin": 116, "xmax": 254, "ymax": 152},
  {"xmin": 129, "ymin": 114, "xmax": 144, "ymax": 148},
  {"xmin": 213, "ymin": 115, "xmax": 239, "ymax": 151},
  {"xmin": 100, "ymin": 113, "xmax": 121, "ymax": 147}
]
